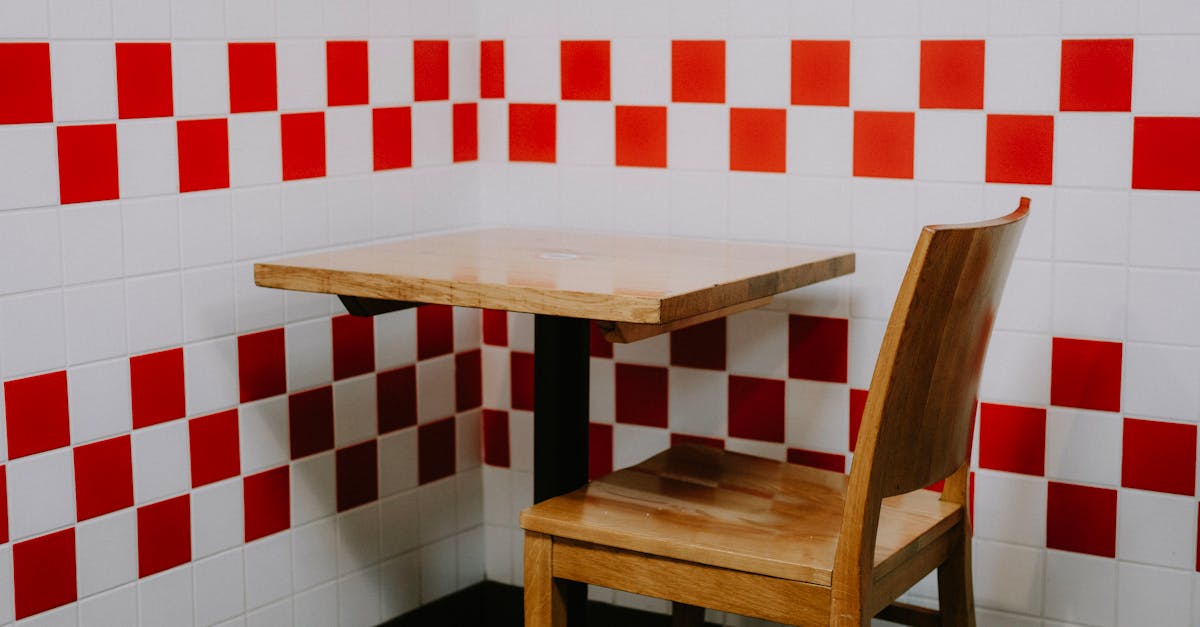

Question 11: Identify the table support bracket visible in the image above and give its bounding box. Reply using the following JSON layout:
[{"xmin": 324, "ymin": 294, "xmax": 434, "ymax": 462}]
[{"xmin": 339, "ymin": 295, "xmax": 420, "ymax": 317}]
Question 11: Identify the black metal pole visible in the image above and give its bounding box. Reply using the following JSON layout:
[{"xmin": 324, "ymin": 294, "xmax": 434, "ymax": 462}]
[{"xmin": 533, "ymin": 314, "xmax": 590, "ymax": 625}]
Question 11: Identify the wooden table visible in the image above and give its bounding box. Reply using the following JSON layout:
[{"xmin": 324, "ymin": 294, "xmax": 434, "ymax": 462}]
[{"xmin": 255, "ymin": 228, "xmax": 854, "ymax": 621}]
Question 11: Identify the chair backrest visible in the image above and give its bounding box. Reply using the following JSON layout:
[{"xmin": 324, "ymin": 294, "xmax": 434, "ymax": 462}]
[{"xmin": 831, "ymin": 198, "xmax": 1028, "ymax": 620}]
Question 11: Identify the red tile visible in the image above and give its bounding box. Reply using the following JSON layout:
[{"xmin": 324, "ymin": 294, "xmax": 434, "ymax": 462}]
[
  {"xmin": 1060, "ymin": 39, "xmax": 1133, "ymax": 112},
  {"xmin": 418, "ymin": 416, "xmax": 456, "ymax": 484},
  {"xmin": 509, "ymin": 103, "xmax": 556, "ymax": 163},
  {"xmin": 57, "ymin": 124, "xmax": 120, "ymax": 204},
  {"xmin": 327, "ymin": 40, "xmax": 369, "ymax": 106},
  {"xmin": 589, "ymin": 422, "xmax": 613, "ymax": 480},
  {"xmin": 189, "ymin": 409, "xmax": 241, "ymax": 488},
  {"xmin": 672, "ymin": 40, "xmax": 725, "ymax": 103},
  {"xmin": 482, "ymin": 409, "xmax": 510, "ymax": 467},
  {"xmin": 177, "ymin": 118, "xmax": 230, "ymax": 192},
  {"xmin": 728, "ymin": 375, "xmax": 785, "ymax": 443},
  {"xmin": 919, "ymin": 40, "xmax": 985, "ymax": 110},
  {"xmin": 228, "ymin": 42, "xmax": 278, "ymax": 113},
  {"xmin": 979, "ymin": 403, "xmax": 1046, "ymax": 476},
  {"xmin": 4, "ymin": 371, "xmax": 70, "ymax": 459},
  {"xmin": 849, "ymin": 388, "xmax": 867, "ymax": 452},
  {"xmin": 615, "ymin": 105, "xmax": 667, "ymax": 168},
  {"xmin": 289, "ymin": 386, "xmax": 335, "ymax": 459},
  {"xmin": 669, "ymin": 318, "xmax": 726, "ymax": 370},
  {"xmin": 1050, "ymin": 337, "xmax": 1122, "ymax": 412},
  {"xmin": 0, "ymin": 466, "xmax": 6, "ymax": 543},
  {"xmin": 670, "ymin": 433, "xmax": 725, "ymax": 450},
  {"xmin": 788, "ymin": 315, "xmax": 849, "ymax": 383},
  {"xmin": 561, "ymin": 40, "xmax": 611, "ymax": 101},
  {"xmin": 590, "ymin": 321, "xmax": 613, "ymax": 358},
  {"xmin": 377, "ymin": 366, "xmax": 417, "ymax": 434},
  {"xmin": 1046, "ymin": 481, "xmax": 1116, "ymax": 558},
  {"xmin": 853, "ymin": 111, "xmax": 915, "ymax": 179},
  {"xmin": 414, "ymin": 40, "xmax": 449, "ymax": 102},
  {"xmin": 481, "ymin": 40, "xmax": 505, "ymax": 99},
  {"xmin": 790, "ymin": 40, "xmax": 849, "ymax": 107},
  {"xmin": 137, "ymin": 494, "xmax": 191, "ymax": 577},
  {"xmin": 13, "ymin": 529, "xmax": 76, "ymax": 620},
  {"xmin": 417, "ymin": 304, "xmax": 454, "ymax": 360},
  {"xmin": 0, "ymin": 43, "xmax": 53, "ymax": 124},
  {"xmin": 615, "ymin": 363, "xmax": 669, "ymax": 428},
  {"xmin": 730, "ymin": 107, "xmax": 787, "ymax": 173},
  {"xmin": 511, "ymin": 351, "xmax": 535, "ymax": 411},
  {"xmin": 1122, "ymin": 418, "xmax": 1197, "ymax": 496},
  {"xmin": 985, "ymin": 114, "xmax": 1054, "ymax": 185},
  {"xmin": 1133, "ymin": 117, "xmax": 1200, "ymax": 191},
  {"xmin": 373, "ymin": 106, "xmax": 412, "ymax": 171},
  {"xmin": 281, "ymin": 111, "xmax": 326, "ymax": 180},
  {"xmin": 244, "ymin": 466, "xmax": 289, "ymax": 541},
  {"xmin": 74, "ymin": 435, "xmax": 134, "ymax": 521},
  {"xmin": 130, "ymin": 348, "xmax": 186, "ymax": 429},
  {"xmin": 238, "ymin": 328, "xmax": 286, "ymax": 403},
  {"xmin": 332, "ymin": 314, "xmax": 375, "ymax": 381},
  {"xmin": 453, "ymin": 102, "xmax": 478, "ymax": 162},
  {"xmin": 116, "ymin": 42, "xmax": 173, "ymax": 119},
  {"xmin": 482, "ymin": 310, "xmax": 508, "ymax": 346},
  {"xmin": 336, "ymin": 440, "xmax": 378, "ymax": 511},
  {"xmin": 456, "ymin": 349, "xmax": 482, "ymax": 412},
  {"xmin": 787, "ymin": 448, "xmax": 846, "ymax": 473}
]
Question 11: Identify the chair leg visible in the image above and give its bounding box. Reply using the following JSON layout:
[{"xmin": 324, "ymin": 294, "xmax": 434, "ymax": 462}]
[
  {"xmin": 671, "ymin": 601, "xmax": 705, "ymax": 627},
  {"xmin": 936, "ymin": 525, "xmax": 976, "ymax": 627},
  {"xmin": 525, "ymin": 531, "xmax": 568, "ymax": 627}
]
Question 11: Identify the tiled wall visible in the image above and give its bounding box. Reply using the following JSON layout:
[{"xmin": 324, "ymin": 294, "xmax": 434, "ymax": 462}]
[
  {"xmin": 474, "ymin": 1, "xmax": 1200, "ymax": 626},
  {"xmin": 0, "ymin": 0, "xmax": 484, "ymax": 625}
]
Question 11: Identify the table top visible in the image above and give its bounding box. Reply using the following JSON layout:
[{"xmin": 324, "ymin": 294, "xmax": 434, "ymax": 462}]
[{"xmin": 254, "ymin": 228, "xmax": 855, "ymax": 324}]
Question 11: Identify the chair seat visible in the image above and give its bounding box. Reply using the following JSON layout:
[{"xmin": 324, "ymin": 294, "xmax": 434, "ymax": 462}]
[{"xmin": 521, "ymin": 444, "xmax": 963, "ymax": 586}]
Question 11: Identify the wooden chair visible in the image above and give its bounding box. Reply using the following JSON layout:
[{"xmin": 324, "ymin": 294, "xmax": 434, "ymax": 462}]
[{"xmin": 520, "ymin": 198, "xmax": 1030, "ymax": 627}]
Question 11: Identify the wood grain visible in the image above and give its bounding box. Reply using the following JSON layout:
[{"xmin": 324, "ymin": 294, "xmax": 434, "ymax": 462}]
[
  {"xmin": 596, "ymin": 296, "xmax": 773, "ymax": 343},
  {"xmin": 254, "ymin": 228, "xmax": 854, "ymax": 324}
]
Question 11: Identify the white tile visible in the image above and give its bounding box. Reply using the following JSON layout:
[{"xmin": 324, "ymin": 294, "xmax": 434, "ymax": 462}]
[
  {"xmin": 413, "ymin": 165, "xmax": 464, "ymax": 230},
  {"xmin": 973, "ymin": 471, "xmax": 1047, "ymax": 546},
  {"xmin": 286, "ymin": 291, "xmax": 333, "ymax": 324},
  {"xmin": 788, "ymin": 107, "xmax": 852, "ymax": 178},
  {"xmin": 328, "ymin": 177, "xmax": 374, "ymax": 245},
  {"xmin": 117, "ymin": 119, "xmax": 178, "ymax": 198},
  {"xmin": 171, "ymin": 0, "xmax": 224, "ymax": 38},
  {"xmin": 980, "ymin": 331, "xmax": 1052, "ymax": 405},
  {"xmin": 226, "ymin": 0, "xmax": 274, "ymax": 38},
  {"xmin": 411, "ymin": 102, "xmax": 453, "ymax": 167},
  {"xmin": 76, "ymin": 509, "xmax": 137, "ymax": 593},
  {"xmin": 854, "ymin": 0, "xmax": 919, "ymax": 35},
  {"xmin": 727, "ymin": 0, "xmax": 788, "ymax": 35},
  {"xmin": 326, "ymin": 107, "xmax": 373, "ymax": 175},
  {"xmin": 1131, "ymin": 191, "xmax": 1200, "ymax": 270},
  {"xmin": 138, "ymin": 566, "xmax": 194, "ymax": 627},
  {"xmin": 6, "ymin": 448, "xmax": 75, "ymax": 540},
  {"xmin": 509, "ymin": 411, "xmax": 533, "ymax": 473},
  {"xmin": 790, "ymin": 0, "xmax": 852, "ymax": 36},
  {"xmin": 726, "ymin": 38, "xmax": 789, "ymax": 107},
  {"xmin": 613, "ymin": 423, "xmax": 670, "ymax": 470},
  {"xmin": 172, "ymin": 42, "xmax": 230, "ymax": 117},
  {"xmin": 0, "ymin": 126, "xmax": 58, "ymax": 213},
  {"xmin": 919, "ymin": 0, "xmax": 987, "ymax": 35},
  {"xmin": 133, "ymin": 421, "xmax": 190, "ymax": 504},
  {"xmin": 379, "ymin": 552, "xmax": 421, "ymax": 620},
  {"xmin": 276, "ymin": 0, "xmax": 323, "ymax": 36},
  {"xmin": 282, "ymin": 179, "xmax": 330, "ymax": 252},
  {"xmin": 665, "ymin": 366, "xmax": 727, "ymax": 440},
  {"xmin": 113, "ymin": 0, "xmax": 170, "ymax": 38},
  {"xmin": 371, "ymin": 170, "xmax": 415, "ymax": 239},
  {"xmin": 324, "ymin": 0, "xmax": 369, "ymax": 36},
  {"xmin": 777, "ymin": 274, "xmax": 852, "ymax": 320},
  {"xmin": 229, "ymin": 113, "xmax": 283, "ymax": 188},
  {"xmin": 456, "ymin": 411, "xmax": 482, "ymax": 475},
  {"xmin": 1, "ymin": 290, "xmax": 66, "ymax": 377},
  {"xmin": 182, "ymin": 266, "xmax": 236, "ymax": 343},
  {"xmin": 246, "ymin": 599, "xmax": 291, "ymax": 627},
  {"xmin": 1128, "ymin": 269, "xmax": 1200, "ymax": 346},
  {"xmin": 788, "ymin": 177, "xmax": 853, "ymax": 248},
  {"xmin": 417, "ymin": 477, "xmax": 457, "ymax": 545},
  {"xmin": 1054, "ymin": 113, "xmax": 1133, "ymax": 188},
  {"xmin": 612, "ymin": 331, "xmax": 669, "ymax": 368},
  {"xmin": 239, "ymin": 397, "xmax": 289, "ymax": 472},
  {"xmin": 851, "ymin": 38, "xmax": 919, "ymax": 109},
  {"xmin": 502, "ymin": 37, "xmax": 558, "ymax": 102},
  {"xmin": 64, "ymin": 281, "xmax": 127, "ymax": 366},
  {"xmin": 286, "ymin": 318, "xmax": 333, "ymax": 391},
  {"xmin": 785, "ymin": 379, "xmax": 849, "ymax": 453},
  {"xmin": 1043, "ymin": 550, "xmax": 1116, "ymax": 626},
  {"xmin": 1044, "ymin": 407, "xmax": 1122, "ymax": 485},
  {"xmin": 1134, "ymin": 38, "xmax": 1200, "ymax": 113},
  {"xmin": 292, "ymin": 451, "xmax": 336, "ymax": 525},
  {"xmin": 915, "ymin": 111, "xmax": 986, "ymax": 183},
  {"xmin": 851, "ymin": 178, "xmax": 919, "ymax": 252},
  {"xmin": 125, "ymin": 273, "xmax": 182, "ymax": 354},
  {"xmin": 1118, "ymin": 489, "xmax": 1196, "ymax": 569},
  {"xmin": 449, "ymin": 37, "xmax": 479, "ymax": 102},
  {"xmin": 236, "ymin": 263, "xmax": 285, "ymax": 333},
  {"xmin": 338, "ymin": 566, "xmax": 382, "ymax": 627},
  {"xmin": 665, "ymin": 104, "xmax": 727, "ymax": 172},
  {"xmin": 15, "ymin": 603, "xmax": 78, "ymax": 627},
  {"xmin": 457, "ymin": 525, "xmax": 485, "ymax": 587},
  {"xmin": 0, "ymin": 0, "xmax": 49, "ymax": 37},
  {"xmin": 727, "ymin": 173, "xmax": 789, "ymax": 242},
  {"xmin": 667, "ymin": 0, "xmax": 726, "ymax": 36},
  {"xmin": 179, "ymin": 190, "xmax": 234, "ymax": 267},
  {"xmin": 1123, "ymin": 343, "xmax": 1200, "ymax": 423},
  {"xmin": 293, "ymin": 581, "xmax": 338, "ymax": 627},
  {"xmin": 416, "ymin": 355, "xmax": 455, "ymax": 423},
  {"xmin": 989, "ymin": 0, "xmax": 1060, "ymax": 34},
  {"xmin": 915, "ymin": 181, "xmax": 986, "ymax": 227},
  {"xmin": 557, "ymin": 102, "xmax": 615, "ymax": 166},
  {"xmin": 369, "ymin": 38, "xmax": 413, "ymax": 105},
  {"xmin": 987, "ymin": 185, "xmax": 1055, "ymax": 261},
  {"xmin": 49, "ymin": 0, "xmax": 112, "ymax": 39},
  {"xmin": 411, "ymin": 0, "xmax": 453, "ymax": 34},
  {"xmin": 453, "ymin": 307, "xmax": 481, "ymax": 352},
  {"xmin": 726, "ymin": 309, "xmax": 787, "ymax": 378},
  {"xmin": 504, "ymin": 0, "xmax": 558, "ymax": 36},
  {"xmin": 419, "ymin": 536, "xmax": 458, "ymax": 603},
  {"xmin": 667, "ymin": 169, "xmax": 727, "ymax": 239},
  {"xmin": 972, "ymin": 539, "xmax": 1044, "ymax": 615},
  {"xmin": 232, "ymin": 187, "xmax": 282, "ymax": 262},
  {"xmin": 374, "ymin": 308, "xmax": 416, "ymax": 371},
  {"xmin": 192, "ymin": 479, "xmax": 244, "ymax": 558},
  {"xmin": 293, "ymin": 518, "xmax": 338, "ymax": 591},
  {"xmin": 380, "ymin": 491, "xmax": 420, "ymax": 558},
  {"xmin": 1052, "ymin": 263, "xmax": 1127, "ymax": 341},
  {"xmin": 1055, "ymin": 189, "xmax": 1130, "ymax": 264},
  {"xmin": 68, "ymin": 359, "xmax": 132, "ymax": 443},
  {"xmin": 849, "ymin": 250, "xmax": 908, "ymax": 321},
  {"xmin": 194, "ymin": 549, "xmax": 245, "ymax": 624},
  {"xmin": 185, "ymin": 337, "xmax": 238, "ymax": 415},
  {"xmin": 278, "ymin": 40, "xmax": 327, "ymax": 111},
  {"xmin": 334, "ymin": 375, "xmax": 377, "ymax": 447},
  {"xmin": 338, "ymin": 504, "xmax": 381, "ymax": 575},
  {"xmin": 59, "ymin": 202, "xmax": 122, "ymax": 286},
  {"xmin": 0, "ymin": 546, "xmax": 9, "ymax": 624},
  {"xmin": 1118, "ymin": 562, "xmax": 1191, "ymax": 627},
  {"xmin": 123, "ymin": 197, "xmax": 180, "ymax": 276},
  {"xmin": 610, "ymin": 38, "xmax": 669, "ymax": 105},
  {"xmin": 1141, "ymin": 0, "xmax": 1200, "ymax": 33},
  {"xmin": 78, "ymin": 584, "xmax": 137, "ymax": 627},
  {"xmin": 1062, "ymin": 0, "xmax": 1138, "ymax": 34},
  {"xmin": 985, "ymin": 38, "xmax": 1060, "ymax": 113},
  {"xmin": 245, "ymin": 533, "xmax": 292, "ymax": 609},
  {"xmin": 994, "ymin": 260, "xmax": 1052, "ymax": 334}
]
